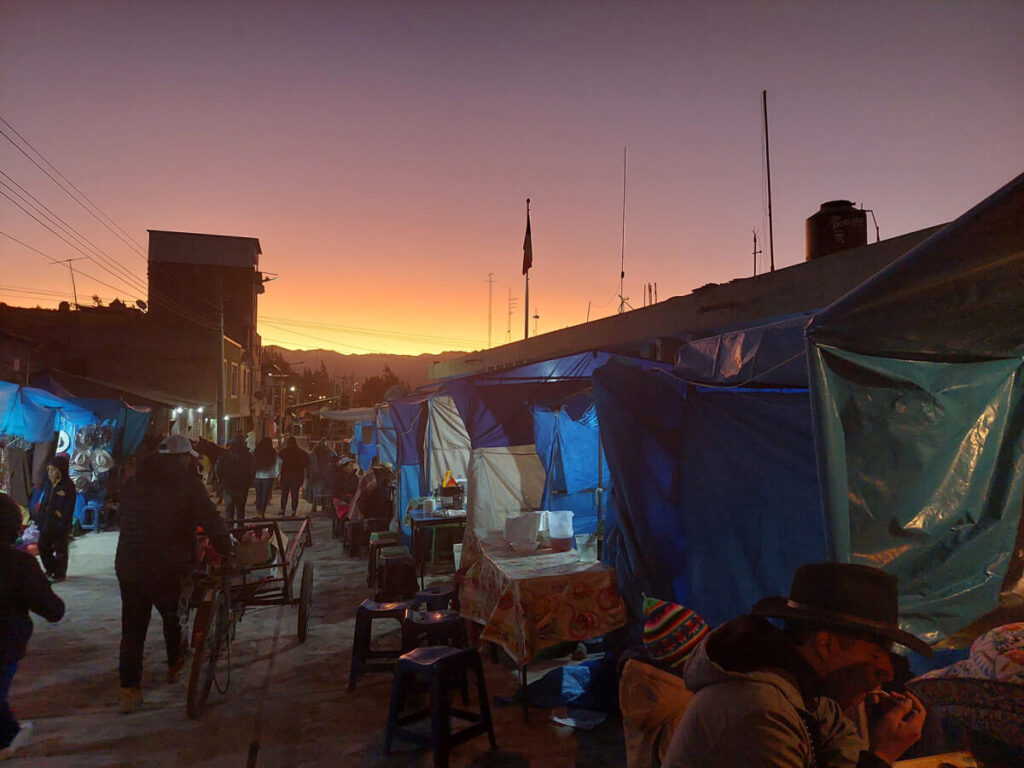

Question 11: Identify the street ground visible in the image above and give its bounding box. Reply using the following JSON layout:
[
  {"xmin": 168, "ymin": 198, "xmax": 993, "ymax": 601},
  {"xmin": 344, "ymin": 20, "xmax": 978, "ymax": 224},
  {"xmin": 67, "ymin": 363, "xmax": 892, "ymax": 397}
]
[{"xmin": 9, "ymin": 494, "xmax": 627, "ymax": 767}]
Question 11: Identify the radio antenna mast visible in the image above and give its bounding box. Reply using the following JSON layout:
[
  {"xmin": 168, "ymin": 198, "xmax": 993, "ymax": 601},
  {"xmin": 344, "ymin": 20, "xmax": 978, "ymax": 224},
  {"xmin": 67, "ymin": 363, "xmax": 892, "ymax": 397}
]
[
  {"xmin": 763, "ymin": 90, "xmax": 775, "ymax": 272},
  {"xmin": 617, "ymin": 147, "xmax": 632, "ymax": 313}
]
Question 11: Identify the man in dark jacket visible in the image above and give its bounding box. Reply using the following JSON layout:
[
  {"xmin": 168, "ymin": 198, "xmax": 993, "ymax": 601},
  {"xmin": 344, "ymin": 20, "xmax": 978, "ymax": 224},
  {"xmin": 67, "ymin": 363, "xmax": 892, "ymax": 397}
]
[
  {"xmin": 0, "ymin": 492, "xmax": 65, "ymax": 759},
  {"xmin": 33, "ymin": 453, "xmax": 76, "ymax": 582},
  {"xmin": 663, "ymin": 563, "xmax": 931, "ymax": 768},
  {"xmin": 216, "ymin": 434, "xmax": 256, "ymax": 521},
  {"xmin": 277, "ymin": 437, "xmax": 309, "ymax": 516},
  {"xmin": 115, "ymin": 434, "xmax": 232, "ymax": 714}
]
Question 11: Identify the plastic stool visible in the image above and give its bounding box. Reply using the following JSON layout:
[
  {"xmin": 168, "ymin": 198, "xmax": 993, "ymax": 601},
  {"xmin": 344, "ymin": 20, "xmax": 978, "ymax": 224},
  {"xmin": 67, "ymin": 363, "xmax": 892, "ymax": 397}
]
[
  {"xmin": 79, "ymin": 500, "xmax": 105, "ymax": 532},
  {"xmin": 348, "ymin": 599, "xmax": 411, "ymax": 689},
  {"xmin": 377, "ymin": 551, "xmax": 418, "ymax": 602},
  {"xmin": 367, "ymin": 533, "xmax": 402, "ymax": 587},
  {"xmin": 401, "ymin": 609, "xmax": 466, "ymax": 652},
  {"xmin": 414, "ymin": 583, "xmax": 458, "ymax": 612},
  {"xmin": 384, "ymin": 646, "xmax": 496, "ymax": 768}
]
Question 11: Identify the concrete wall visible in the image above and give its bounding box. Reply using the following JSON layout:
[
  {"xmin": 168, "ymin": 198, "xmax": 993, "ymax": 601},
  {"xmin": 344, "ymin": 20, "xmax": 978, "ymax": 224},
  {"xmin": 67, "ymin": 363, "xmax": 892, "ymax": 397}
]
[
  {"xmin": 430, "ymin": 225, "xmax": 945, "ymax": 379},
  {"xmin": 0, "ymin": 305, "xmax": 254, "ymax": 424}
]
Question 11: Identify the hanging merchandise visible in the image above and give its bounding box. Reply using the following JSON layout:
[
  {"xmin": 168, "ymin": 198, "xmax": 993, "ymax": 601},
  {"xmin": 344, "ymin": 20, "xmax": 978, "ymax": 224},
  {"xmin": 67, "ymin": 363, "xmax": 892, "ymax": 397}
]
[{"xmin": 63, "ymin": 420, "xmax": 117, "ymax": 498}]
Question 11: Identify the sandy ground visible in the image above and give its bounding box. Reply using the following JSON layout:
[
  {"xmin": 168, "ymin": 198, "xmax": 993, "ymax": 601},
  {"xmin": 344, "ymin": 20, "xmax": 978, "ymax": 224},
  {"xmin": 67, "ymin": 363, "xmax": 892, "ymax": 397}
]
[{"xmin": 9, "ymin": 495, "xmax": 627, "ymax": 767}]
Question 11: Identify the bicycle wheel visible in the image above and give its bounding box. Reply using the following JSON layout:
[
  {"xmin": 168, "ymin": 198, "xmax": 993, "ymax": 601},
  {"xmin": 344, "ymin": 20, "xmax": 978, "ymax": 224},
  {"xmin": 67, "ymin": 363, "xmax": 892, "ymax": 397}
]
[
  {"xmin": 297, "ymin": 561, "xmax": 314, "ymax": 643},
  {"xmin": 186, "ymin": 589, "xmax": 228, "ymax": 720}
]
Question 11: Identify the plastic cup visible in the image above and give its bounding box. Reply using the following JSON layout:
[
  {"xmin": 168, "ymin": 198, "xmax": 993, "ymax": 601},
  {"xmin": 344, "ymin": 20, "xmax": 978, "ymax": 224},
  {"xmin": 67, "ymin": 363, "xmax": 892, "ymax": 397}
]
[{"xmin": 576, "ymin": 534, "xmax": 597, "ymax": 562}]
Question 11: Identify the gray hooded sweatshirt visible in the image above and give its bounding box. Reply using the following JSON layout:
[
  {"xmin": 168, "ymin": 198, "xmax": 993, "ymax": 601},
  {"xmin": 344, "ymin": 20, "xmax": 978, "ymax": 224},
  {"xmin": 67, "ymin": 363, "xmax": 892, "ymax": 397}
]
[{"xmin": 662, "ymin": 616, "xmax": 888, "ymax": 768}]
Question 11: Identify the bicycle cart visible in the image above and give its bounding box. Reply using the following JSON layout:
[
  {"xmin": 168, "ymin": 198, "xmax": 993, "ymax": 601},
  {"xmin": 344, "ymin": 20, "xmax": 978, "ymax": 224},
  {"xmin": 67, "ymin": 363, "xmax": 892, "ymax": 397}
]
[{"xmin": 185, "ymin": 516, "xmax": 315, "ymax": 720}]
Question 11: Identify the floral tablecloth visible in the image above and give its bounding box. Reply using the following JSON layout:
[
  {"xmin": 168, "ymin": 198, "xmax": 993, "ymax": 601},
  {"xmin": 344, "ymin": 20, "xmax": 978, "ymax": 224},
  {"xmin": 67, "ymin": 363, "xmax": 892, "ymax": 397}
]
[{"xmin": 459, "ymin": 539, "xmax": 627, "ymax": 665}]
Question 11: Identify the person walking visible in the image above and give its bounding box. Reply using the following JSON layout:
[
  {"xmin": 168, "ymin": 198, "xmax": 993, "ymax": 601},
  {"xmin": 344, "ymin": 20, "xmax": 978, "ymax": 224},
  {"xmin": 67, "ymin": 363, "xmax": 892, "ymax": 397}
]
[
  {"xmin": 0, "ymin": 492, "xmax": 65, "ymax": 760},
  {"xmin": 308, "ymin": 440, "xmax": 337, "ymax": 514},
  {"xmin": 115, "ymin": 434, "xmax": 232, "ymax": 714},
  {"xmin": 277, "ymin": 437, "xmax": 309, "ymax": 516},
  {"xmin": 252, "ymin": 438, "xmax": 280, "ymax": 518},
  {"xmin": 33, "ymin": 454, "xmax": 76, "ymax": 582},
  {"xmin": 216, "ymin": 434, "xmax": 256, "ymax": 522}
]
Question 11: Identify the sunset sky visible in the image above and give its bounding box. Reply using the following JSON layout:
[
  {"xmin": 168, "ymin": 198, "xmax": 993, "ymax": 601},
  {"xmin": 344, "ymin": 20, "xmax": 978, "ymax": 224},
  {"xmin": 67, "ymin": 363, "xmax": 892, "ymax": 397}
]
[{"xmin": 1, "ymin": 1, "xmax": 1022, "ymax": 356}]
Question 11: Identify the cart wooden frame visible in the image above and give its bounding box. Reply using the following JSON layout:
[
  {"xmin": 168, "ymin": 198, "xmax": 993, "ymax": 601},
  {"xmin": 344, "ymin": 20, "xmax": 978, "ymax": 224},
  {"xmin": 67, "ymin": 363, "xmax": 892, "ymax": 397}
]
[{"xmin": 185, "ymin": 515, "xmax": 315, "ymax": 720}]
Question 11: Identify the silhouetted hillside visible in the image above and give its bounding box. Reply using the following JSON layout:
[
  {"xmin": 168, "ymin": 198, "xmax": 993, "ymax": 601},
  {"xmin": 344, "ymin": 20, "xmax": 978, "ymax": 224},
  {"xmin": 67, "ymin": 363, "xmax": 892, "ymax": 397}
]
[{"xmin": 265, "ymin": 346, "xmax": 467, "ymax": 389}]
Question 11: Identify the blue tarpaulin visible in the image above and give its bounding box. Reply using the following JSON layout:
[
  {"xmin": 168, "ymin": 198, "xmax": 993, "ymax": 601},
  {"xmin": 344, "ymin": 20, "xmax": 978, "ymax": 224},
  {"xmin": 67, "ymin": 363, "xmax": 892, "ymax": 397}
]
[
  {"xmin": 0, "ymin": 381, "xmax": 97, "ymax": 442},
  {"xmin": 534, "ymin": 401, "xmax": 611, "ymax": 537},
  {"xmin": 807, "ymin": 172, "xmax": 1024, "ymax": 644},
  {"xmin": 594, "ymin": 355, "xmax": 826, "ymax": 628}
]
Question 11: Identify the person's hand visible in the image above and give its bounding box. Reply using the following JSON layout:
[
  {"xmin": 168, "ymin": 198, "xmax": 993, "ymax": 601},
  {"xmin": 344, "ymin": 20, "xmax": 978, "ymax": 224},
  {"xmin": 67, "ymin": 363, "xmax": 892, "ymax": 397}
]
[{"xmin": 867, "ymin": 691, "xmax": 926, "ymax": 764}]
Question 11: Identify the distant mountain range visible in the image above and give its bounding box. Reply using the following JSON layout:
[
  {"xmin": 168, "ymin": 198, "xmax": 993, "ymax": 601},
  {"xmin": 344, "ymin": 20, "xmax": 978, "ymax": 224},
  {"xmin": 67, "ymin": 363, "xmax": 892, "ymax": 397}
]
[{"xmin": 264, "ymin": 346, "xmax": 467, "ymax": 389}]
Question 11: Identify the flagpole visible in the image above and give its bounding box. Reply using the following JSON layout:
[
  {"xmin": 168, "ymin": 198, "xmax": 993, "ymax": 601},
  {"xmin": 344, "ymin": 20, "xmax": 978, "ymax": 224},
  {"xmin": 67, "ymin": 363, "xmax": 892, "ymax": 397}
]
[{"xmin": 524, "ymin": 198, "xmax": 531, "ymax": 340}]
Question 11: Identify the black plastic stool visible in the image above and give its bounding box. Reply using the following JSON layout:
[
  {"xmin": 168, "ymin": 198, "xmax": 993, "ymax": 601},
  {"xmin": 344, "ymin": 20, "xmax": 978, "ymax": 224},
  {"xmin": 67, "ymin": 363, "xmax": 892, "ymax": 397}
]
[
  {"xmin": 376, "ymin": 551, "xmax": 418, "ymax": 602},
  {"xmin": 414, "ymin": 583, "xmax": 458, "ymax": 611},
  {"xmin": 401, "ymin": 609, "xmax": 467, "ymax": 652},
  {"xmin": 367, "ymin": 535, "xmax": 402, "ymax": 587},
  {"xmin": 348, "ymin": 599, "xmax": 411, "ymax": 689},
  {"xmin": 384, "ymin": 646, "xmax": 496, "ymax": 768}
]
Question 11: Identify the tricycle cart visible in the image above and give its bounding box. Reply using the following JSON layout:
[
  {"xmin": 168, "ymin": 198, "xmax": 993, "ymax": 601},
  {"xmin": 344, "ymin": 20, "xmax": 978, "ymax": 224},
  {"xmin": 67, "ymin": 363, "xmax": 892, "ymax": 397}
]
[{"xmin": 185, "ymin": 515, "xmax": 314, "ymax": 720}]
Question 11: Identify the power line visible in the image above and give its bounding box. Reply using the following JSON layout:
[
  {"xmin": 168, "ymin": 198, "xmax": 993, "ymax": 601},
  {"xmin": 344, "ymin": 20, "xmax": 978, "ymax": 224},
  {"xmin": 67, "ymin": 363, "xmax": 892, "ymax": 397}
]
[
  {"xmin": 0, "ymin": 170, "xmax": 149, "ymax": 295},
  {"xmin": 0, "ymin": 114, "xmax": 221, "ymax": 315},
  {"xmin": 0, "ymin": 230, "xmax": 221, "ymax": 331},
  {"xmin": 0, "ymin": 115, "xmax": 148, "ymax": 259}
]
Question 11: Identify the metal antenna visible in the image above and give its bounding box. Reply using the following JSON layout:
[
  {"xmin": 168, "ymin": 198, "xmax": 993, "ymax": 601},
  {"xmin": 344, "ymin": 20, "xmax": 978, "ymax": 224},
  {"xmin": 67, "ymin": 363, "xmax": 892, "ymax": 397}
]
[
  {"xmin": 753, "ymin": 229, "xmax": 762, "ymax": 276},
  {"xmin": 763, "ymin": 90, "xmax": 775, "ymax": 272},
  {"xmin": 506, "ymin": 288, "xmax": 517, "ymax": 343},
  {"xmin": 618, "ymin": 147, "xmax": 632, "ymax": 313},
  {"xmin": 53, "ymin": 257, "xmax": 86, "ymax": 307},
  {"xmin": 485, "ymin": 272, "xmax": 495, "ymax": 347}
]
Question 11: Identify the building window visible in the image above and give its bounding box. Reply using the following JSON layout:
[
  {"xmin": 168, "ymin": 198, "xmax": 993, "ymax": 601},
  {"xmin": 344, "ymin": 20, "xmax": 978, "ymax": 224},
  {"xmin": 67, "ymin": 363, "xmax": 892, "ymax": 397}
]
[{"xmin": 231, "ymin": 363, "xmax": 239, "ymax": 396}]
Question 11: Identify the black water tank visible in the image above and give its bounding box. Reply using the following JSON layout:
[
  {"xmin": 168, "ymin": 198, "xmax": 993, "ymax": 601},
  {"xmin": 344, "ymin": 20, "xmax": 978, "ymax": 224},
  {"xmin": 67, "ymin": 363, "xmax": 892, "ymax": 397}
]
[{"xmin": 805, "ymin": 200, "xmax": 868, "ymax": 261}]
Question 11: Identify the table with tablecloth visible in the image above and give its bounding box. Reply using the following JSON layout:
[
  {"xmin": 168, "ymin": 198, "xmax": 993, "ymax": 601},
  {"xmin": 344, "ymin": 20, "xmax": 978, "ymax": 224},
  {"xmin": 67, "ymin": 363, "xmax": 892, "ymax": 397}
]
[{"xmin": 459, "ymin": 538, "xmax": 627, "ymax": 666}]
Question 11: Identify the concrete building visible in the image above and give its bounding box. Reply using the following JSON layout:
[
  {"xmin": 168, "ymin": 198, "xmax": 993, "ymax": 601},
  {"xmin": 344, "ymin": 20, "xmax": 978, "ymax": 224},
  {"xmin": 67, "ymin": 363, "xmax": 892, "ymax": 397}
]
[
  {"xmin": 0, "ymin": 230, "xmax": 269, "ymax": 442},
  {"xmin": 430, "ymin": 224, "xmax": 945, "ymax": 380},
  {"xmin": 0, "ymin": 328, "xmax": 38, "ymax": 386}
]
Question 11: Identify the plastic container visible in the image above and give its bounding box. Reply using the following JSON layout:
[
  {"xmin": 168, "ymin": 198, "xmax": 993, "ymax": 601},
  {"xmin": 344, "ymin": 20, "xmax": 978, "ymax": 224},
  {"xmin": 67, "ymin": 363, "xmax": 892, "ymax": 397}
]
[
  {"xmin": 548, "ymin": 510, "xmax": 574, "ymax": 552},
  {"xmin": 504, "ymin": 511, "xmax": 541, "ymax": 546}
]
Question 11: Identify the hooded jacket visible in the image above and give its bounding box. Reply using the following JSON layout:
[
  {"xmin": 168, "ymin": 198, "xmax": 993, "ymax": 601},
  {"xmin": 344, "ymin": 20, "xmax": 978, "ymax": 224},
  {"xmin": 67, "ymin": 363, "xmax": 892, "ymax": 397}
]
[
  {"xmin": 115, "ymin": 453, "xmax": 232, "ymax": 581},
  {"xmin": 662, "ymin": 616, "xmax": 889, "ymax": 768},
  {"xmin": 34, "ymin": 475, "xmax": 77, "ymax": 537},
  {"xmin": 0, "ymin": 545, "xmax": 65, "ymax": 663}
]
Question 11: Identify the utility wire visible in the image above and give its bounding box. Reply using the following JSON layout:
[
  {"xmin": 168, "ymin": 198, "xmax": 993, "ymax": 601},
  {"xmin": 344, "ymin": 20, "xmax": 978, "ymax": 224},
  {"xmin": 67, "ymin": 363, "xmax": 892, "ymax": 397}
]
[
  {"xmin": 0, "ymin": 115, "xmax": 148, "ymax": 258},
  {"xmin": 0, "ymin": 230, "xmax": 221, "ymax": 331},
  {"xmin": 0, "ymin": 171, "xmax": 149, "ymax": 294},
  {"xmin": 0, "ymin": 114, "xmax": 221, "ymax": 314}
]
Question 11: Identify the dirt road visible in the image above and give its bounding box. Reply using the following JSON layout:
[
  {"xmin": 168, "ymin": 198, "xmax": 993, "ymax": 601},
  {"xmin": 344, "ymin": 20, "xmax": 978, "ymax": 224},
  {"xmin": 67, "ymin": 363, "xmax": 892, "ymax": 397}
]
[{"xmin": 11, "ymin": 500, "xmax": 626, "ymax": 767}]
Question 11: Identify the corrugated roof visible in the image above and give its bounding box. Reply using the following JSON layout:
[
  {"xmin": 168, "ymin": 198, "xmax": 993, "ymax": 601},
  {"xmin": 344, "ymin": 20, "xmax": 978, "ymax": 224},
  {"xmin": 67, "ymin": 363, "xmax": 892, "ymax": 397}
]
[{"xmin": 147, "ymin": 229, "xmax": 262, "ymax": 268}]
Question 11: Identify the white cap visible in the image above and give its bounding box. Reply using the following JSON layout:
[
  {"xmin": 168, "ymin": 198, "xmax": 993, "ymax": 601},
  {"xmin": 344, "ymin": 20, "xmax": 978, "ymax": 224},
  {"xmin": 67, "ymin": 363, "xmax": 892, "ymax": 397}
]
[{"xmin": 158, "ymin": 434, "xmax": 199, "ymax": 457}]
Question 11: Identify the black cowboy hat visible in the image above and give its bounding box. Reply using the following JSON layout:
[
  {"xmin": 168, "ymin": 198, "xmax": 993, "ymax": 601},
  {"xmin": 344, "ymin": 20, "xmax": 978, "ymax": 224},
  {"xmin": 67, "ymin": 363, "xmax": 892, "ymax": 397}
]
[{"xmin": 752, "ymin": 562, "xmax": 933, "ymax": 657}]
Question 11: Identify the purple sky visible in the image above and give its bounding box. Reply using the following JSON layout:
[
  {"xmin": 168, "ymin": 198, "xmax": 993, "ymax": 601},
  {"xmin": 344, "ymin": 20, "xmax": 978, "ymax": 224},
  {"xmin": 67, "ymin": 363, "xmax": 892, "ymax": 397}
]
[{"xmin": 1, "ymin": 1, "xmax": 1022, "ymax": 354}]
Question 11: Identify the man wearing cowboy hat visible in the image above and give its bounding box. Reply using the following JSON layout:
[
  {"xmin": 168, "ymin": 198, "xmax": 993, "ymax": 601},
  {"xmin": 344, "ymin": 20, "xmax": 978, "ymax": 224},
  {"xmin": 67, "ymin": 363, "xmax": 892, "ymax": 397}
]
[{"xmin": 663, "ymin": 562, "xmax": 932, "ymax": 767}]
